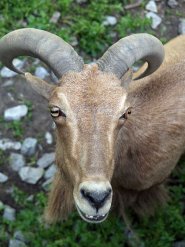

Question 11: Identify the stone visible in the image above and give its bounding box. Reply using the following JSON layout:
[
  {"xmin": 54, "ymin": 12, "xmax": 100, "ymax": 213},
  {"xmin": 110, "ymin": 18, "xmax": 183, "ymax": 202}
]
[
  {"xmin": 174, "ymin": 241, "xmax": 185, "ymax": 247},
  {"xmin": 179, "ymin": 19, "xmax": 185, "ymax": 34},
  {"xmin": 76, "ymin": 0, "xmax": 87, "ymax": 3},
  {"xmin": 2, "ymin": 80, "xmax": 14, "ymax": 87},
  {"xmin": 9, "ymin": 153, "xmax": 26, "ymax": 172},
  {"xmin": 50, "ymin": 11, "xmax": 61, "ymax": 24},
  {"xmin": 45, "ymin": 131, "xmax": 53, "ymax": 145},
  {"xmin": 34, "ymin": 66, "xmax": 49, "ymax": 79},
  {"xmin": 146, "ymin": 12, "xmax": 162, "ymax": 29},
  {"xmin": 0, "ymin": 172, "xmax": 8, "ymax": 183},
  {"xmin": 3, "ymin": 206, "xmax": 16, "ymax": 221},
  {"xmin": 0, "ymin": 201, "xmax": 4, "ymax": 210},
  {"xmin": 167, "ymin": 0, "xmax": 178, "ymax": 8},
  {"xmin": 1, "ymin": 59, "xmax": 24, "ymax": 78},
  {"xmin": 37, "ymin": 152, "xmax": 55, "ymax": 168},
  {"xmin": 44, "ymin": 164, "xmax": 57, "ymax": 179},
  {"xmin": 21, "ymin": 137, "xmax": 38, "ymax": 156},
  {"xmin": 42, "ymin": 177, "xmax": 53, "ymax": 191},
  {"xmin": 19, "ymin": 167, "xmax": 44, "ymax": 184},
  {"xmin": 146, "ymin": 0, "xmax": 158, "ymax": 13},
  {"xmin": 4, "ymin": 105, "xmax": 28, "ymax": 121},
  {"xmin": 103, "ymin": 16, "xmax": 117, "ymax": 26},
  {"xmin": 13, "ymin": 230, "xmax": 27, "ymax": 243},
  {"xmin": 0, "ymin": 138, "xmax": 21, "ymax": 151},
  {"xmin": 70, "ymin": 37, "xmax": 78, "ymax": 46},
  {"xmin": 9, "ymin": 239, "xmax": 27, "ymax": 247}
]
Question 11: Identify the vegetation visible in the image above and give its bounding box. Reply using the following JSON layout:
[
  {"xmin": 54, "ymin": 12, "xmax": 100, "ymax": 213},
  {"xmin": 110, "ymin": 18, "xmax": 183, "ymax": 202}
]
[{"xmin": 0, "ymin": 0, "xmax": 184, "ymax": 247}]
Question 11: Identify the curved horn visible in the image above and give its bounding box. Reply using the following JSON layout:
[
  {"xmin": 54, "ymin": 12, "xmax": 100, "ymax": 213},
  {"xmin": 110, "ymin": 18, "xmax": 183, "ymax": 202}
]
[
  {"xmin": 0, "ymin": 28, "xmax": 84, "ymax": 79},
  {"xmin": 97, "ymin": 33, "xmax": 164, "ymax": 80}
]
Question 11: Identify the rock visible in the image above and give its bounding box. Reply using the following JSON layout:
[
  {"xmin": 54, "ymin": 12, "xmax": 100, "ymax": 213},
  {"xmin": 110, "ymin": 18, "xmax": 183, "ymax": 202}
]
[
  {"xmin": 1, "ymin": 59, "xmax": 24, "ymax": 78},
  {"xmin": 103, "ymin": 16, "xmax": 117, "ymax": 26},
  {"xmin": 146, "ymin": 12, "xmax": 162, "ymax": 29},
  {"xmin": 44, "ymin": 164, "xmax": 57, "ymax": 179},
  {"xmin": 13, "ymin": 230, "xmax": 27, "ymax": 243},
  {"xmin": 9, "ymin": 153, "xmax": 26, "ymax": 172},
  {"xmin": 0, "ymin": 201, "xmax": 4, "ymax": 210},
  {"xmin": 2, "ymin": 79, "xmax": 14, "ymax": 87},
  {"xmin": 0, "ymin": 138, "xmax": 21, "ymax": 151},
  {"xmin": 174, "ymin": 241, "xmax": 185, "ymax": 247},
  {"xmin": 0, "ymin": 172, "xmax": 8, "ymax": 183},
  {"xmin": 146, "ymin": 0, "xmax": 158, "ymax": 12},
  {"xmin": 50, "ymin": 11, "xmax": 61, "ymax": 23},
  {"xmin": 70, "ymin": 37, "xmax": 78, "ymax": 46},
  {"xmin": 34, "ymin": 66, "xmax": 49, "ymax": 79},
  {"xmin": 9, "ymin": 239, "xmax": 27, "ymax": 247},
  {"xmin": 37, "ymin": 152, "xmax": 55, "ymax": 168},
  {"xmin": 179, "ymin": 19, "xmax": 185, "ymax": 34},
  {"xmin": 19, "ymin": 167, "xmax": 44, "ymax": 184},
  {"xmin": 3, "ymin": 206, "xmax": 16, "ymax": 221},
  {"xmin": 45, "ymin": 132, "xmax": 53, "ymax": 145},
  {"xmin": 167, "ymin": 0, "xmax": 178, "ymax": 8},
  {"xmin": 4, "ymin": 105, "xmax": 28, "ymax": 121},
  {"xmin": 42, "ymin": 177, "xmax": 53, "ymax": 191},
  {"xmin": 76, "ymin": 0, "xmax": 87, "ymax": 3},
  {"xmin": 21, "ymin": 137, "xmax": 38, "ymax": 156}
]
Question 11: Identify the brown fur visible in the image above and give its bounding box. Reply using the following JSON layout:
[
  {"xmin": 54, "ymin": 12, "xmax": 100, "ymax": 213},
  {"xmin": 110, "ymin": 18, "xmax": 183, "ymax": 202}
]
[{"xmin": 26, "ymin": 36, "xmax": 185, "ymax": 223}]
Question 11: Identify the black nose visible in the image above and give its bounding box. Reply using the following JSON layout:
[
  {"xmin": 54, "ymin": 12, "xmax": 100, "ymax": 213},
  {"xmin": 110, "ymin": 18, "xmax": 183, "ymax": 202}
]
[{"xmin": 80, "ymin": 188, "xmax": 112, "ymax": 210}]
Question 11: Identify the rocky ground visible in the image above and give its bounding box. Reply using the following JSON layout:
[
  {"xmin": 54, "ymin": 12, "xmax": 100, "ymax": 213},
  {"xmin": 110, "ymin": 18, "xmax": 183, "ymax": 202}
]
[{"xmin": 0, "ymin": 1, "xmax": 185, "ymax": 247}]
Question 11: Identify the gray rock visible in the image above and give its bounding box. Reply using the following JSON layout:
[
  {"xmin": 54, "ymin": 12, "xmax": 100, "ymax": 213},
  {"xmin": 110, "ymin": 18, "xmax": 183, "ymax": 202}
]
[
  {"xmin": 13, "ymin": 230, "xmax": 27, "ymax": 243},
  {"xmin": 50, "ymin": 11, "xmax": 61, "ymax": 23},
  {"xmin": 21, "ymin": 137, "xmax": 38, "ymax": 156},
  {"xmin": 146, "ymin": 0, "xmax": 157, "ymax": 13},
  {"xmin": 146, "ymin": 12, "xmax": 162, "ymax": 29},
  {"xmin": 7, "ymin": 92, "xmax": 15, "ymax": 102},
  {"xmin": 44, "ymin": 164, "xmax": 57, "ymax": 179},
  {"xmin": 1, "ymin": 59, "xmax": 24, "ymax": 78},
  {"xmin": 2, "ymin": 79, "xmax": 14, "ymax": 87},
  {"xmin": 37, "ymin": 152, "xmax": 55, "ymax": 168},
  {"xmin": 70, "ymin": 37, "xmax": 78, "ymax": 46},
  {"xmin": 9, "ymin": 153, "xmax": 26, "ymax": 172},
  {"xmin": 167, "ymin": 0, "xmax": 178, "ymax": 8},
  {"xmin": 103, "ymin": 16, "xmax": 117, "ymax": 26},
  {"xmin": 42, "ymin": 177, "xmax": 53, "ymax": 191},
  {"xmin": 179, "ymin": 19, "xmax": 185, "ymax": 34},
  {"xmin": 76, "ymin": 0, "xmax": 87, "ymax": 3},
  {"xmin": 0, "ymin": 138, "xmax": 21, "ymax": 151},
  {"xmin": 0, "ymin": 201, "xmax": 4, "ymax": 210},
  {"xmin": 0, "ymin": 172, "xmax": 8, "ymax": 183},
  {"xmin": 174, "ymin": 241, "xmax": 185, "ymax": 247},
  {"xmin": 45, "ymin": 132, "xmax": 53, "ymax": 145},
  {"xmin": 3, "ymin": 206, "xmax": 16, "ymax": 221},
  {"xmin": 19, "ymin": 166, "xmax": 44, "ymax": 184},
  {"xmin": 34, "ymin": 66, "xmax": 49, "ymax": 79},
  {"xmin": 9, "ymin": 239, "xmax": 27, "ymax": 247},
  {"xmin": 4, "ymin": 105, "xmax": 28, "ymax": 121}
]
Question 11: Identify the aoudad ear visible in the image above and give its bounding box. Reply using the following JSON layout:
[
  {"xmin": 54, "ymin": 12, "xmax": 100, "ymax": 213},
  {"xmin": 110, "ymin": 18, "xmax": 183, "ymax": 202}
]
[{"xmin": 25, "ymin": 73, "xmax": 55, "ymax": 100}]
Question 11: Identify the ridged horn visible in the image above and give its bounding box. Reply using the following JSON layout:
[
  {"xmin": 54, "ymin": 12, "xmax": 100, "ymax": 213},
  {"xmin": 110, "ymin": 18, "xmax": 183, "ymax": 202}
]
[
  {"xmin": 0, "ymin": 28, "xmax": 84, "ymax": 79},
  {"xmin": 97, "ymin": 33, "xmax": 164, "ymax": 80}
]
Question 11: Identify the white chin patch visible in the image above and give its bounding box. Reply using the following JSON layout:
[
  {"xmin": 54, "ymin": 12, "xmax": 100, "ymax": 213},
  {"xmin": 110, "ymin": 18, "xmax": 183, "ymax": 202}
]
[{"xmin": 76, "ymin": 205, "xmax": 109, "ymax": 224}]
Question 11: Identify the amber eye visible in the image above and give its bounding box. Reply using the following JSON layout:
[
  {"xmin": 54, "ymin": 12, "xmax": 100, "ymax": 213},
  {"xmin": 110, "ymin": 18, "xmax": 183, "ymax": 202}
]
[
  {"xmin": 50, "ymin": 106, "xmax": 66, "ymax": 118},
  {"xmin": 119, "ymin": 107, "xmax": 132, "ymax": 120}
]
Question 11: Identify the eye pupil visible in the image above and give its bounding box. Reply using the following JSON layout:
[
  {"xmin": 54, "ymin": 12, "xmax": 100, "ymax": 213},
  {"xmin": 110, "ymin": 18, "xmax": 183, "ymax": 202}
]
[{"xmin": 50, "ymin": 107, "xmax": 66, "ymax": 118}]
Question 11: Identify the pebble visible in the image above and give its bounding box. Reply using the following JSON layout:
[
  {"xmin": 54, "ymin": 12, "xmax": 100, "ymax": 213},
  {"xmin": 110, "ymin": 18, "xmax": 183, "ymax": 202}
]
[
  {"xmin": 0, "ymin": 201, "xmax": 4, "ymax": 210},
  {"xmin": 0, "ymin": 59, "xmax": 24, "ymax": 78},
  {"xmin": 9, "ymin": 239, "xmax": 27, "ymax": 247},
  {"xmin": 9, "ymin": 153, "xmax": 26, "ymax": 172},
  {"xmin": 45, "ymin": 132, "xmax": 53, "ymax": 145},
  {"xmin": 50, "ymin": 11, "xmax": 61, "ymax": 24},
  {"xmin": 179, "ymin": 19, "xmax": 185, "ymax": 34},
  {"xmin": 146, "ymin": 12, "xmax": 162, "ymax": 29},
  {"xmin": 13, "ymin": 230, "xmax": 27, "ymax": 243},
  {"xmin": 2, "ymin": 79, "xmax": 14, "ymax": 87},
  {"xmin": 0, "ymin": 138, "xmax": 21, "ymax": 151},
  {"xmin": 44, "ymin": 164, "xmax": 57, "ymax": 179},
  {"xmin": 103, "ymin": 16, "xmax": 117, "ymax": 26},
  {"xmin": 37, "ymin": 152, "xmax": 55, "ymax": 168},
  {"xmin": 19, "ymin": 167, "xmax": 44, "ymax": 184},
  {"xmin": 21, "ymin": 137, "xmax": 38, "ymax": 156},
  {"xmin": 3, "ymin": 206, "xmax": 16, "ymax": 221},
  {"xmin": 70, "ymin": 37, "xmax": 78, "ymax": 46},
  {"xmin": 0, "ymin": 172, "xmax": 8, "ymax": 183},
  {"xmin": 42, "ymin": 177, "xmax": 53, "ymax": 191},
  {"xmin": 167, "ymin": 0, "xmax": 178, "ymax": 8},
  {"xmin": 4, "ymin": 105, "xmax": 28, "ymax": 121},
  {"xmin": 174, "ymin": 241, "xmax": 185, "ymax": 247},
  {"xmin": 34, "ymin": 66, "xmax": 49, "ymax": 79},
  {"xmin": 146, "ymin": 0, "xmax": 158, "ymax": 13}
]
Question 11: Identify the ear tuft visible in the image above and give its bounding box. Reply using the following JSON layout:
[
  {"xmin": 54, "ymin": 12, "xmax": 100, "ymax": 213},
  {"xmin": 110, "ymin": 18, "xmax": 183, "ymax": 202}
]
[{"xmin": 24, "ymin": 73, "xmax": 55, "ymax": 99}]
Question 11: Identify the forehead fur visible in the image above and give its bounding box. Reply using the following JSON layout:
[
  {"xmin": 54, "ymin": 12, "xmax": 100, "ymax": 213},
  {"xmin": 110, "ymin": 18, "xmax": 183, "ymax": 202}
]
[{"xmin": 53, "ymin": 64, "xmax": 126, "ymax": 110}]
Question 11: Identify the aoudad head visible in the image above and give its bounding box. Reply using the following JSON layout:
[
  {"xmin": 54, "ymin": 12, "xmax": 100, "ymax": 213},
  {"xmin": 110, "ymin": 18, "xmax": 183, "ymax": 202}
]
[{"xmin": 0, "ymin": 28, "xmax": 164, "ymax": 223}]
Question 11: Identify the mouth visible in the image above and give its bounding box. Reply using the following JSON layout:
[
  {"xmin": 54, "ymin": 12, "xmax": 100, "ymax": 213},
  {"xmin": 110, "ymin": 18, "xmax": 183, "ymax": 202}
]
[{"xmin": 76, "ymin": 205, "xmax": 108, "ymax": 223}]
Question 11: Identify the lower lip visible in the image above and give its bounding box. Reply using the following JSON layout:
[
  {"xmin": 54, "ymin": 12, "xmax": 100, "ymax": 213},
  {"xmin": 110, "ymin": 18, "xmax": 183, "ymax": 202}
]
[{"xmin": 76, "ymin": 205, "xmax": 108, "ymax": 223}]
